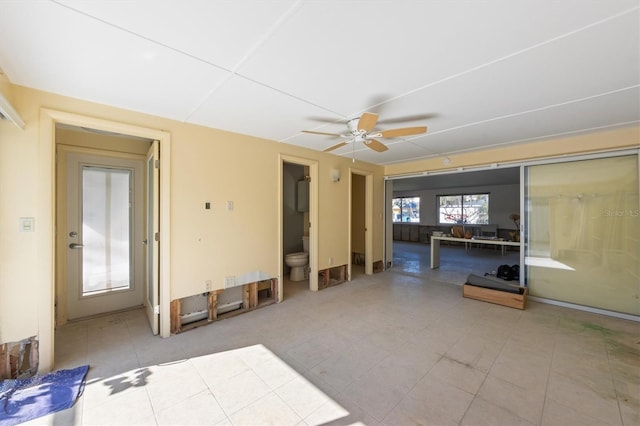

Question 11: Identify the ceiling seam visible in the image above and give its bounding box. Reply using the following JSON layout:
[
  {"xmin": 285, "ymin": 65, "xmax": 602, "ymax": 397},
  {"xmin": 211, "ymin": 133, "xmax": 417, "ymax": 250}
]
[
  {"xmin": 380, "ymin": 120, "xmax": 640, "ymax": 166},
  {"xmin": 183, "ymin": 0, "xmax": 309, "ymax": 122},
  {"xmin": 49, "ymin": 0, "xmax": 233, "ymax": 74},
  {"xmin": 420, "ymin": 85, "xmax": 640, "ymax": 138},
  {"xmin": 50, "ymin": 0, "xmax": 346, "ymax": 123},
  {"xmin": 361, "ymin": 5, "xmax": 640, "ymax": 112},
  {"xmin": 367, "ymin": 82, "xmax": 640, "ymax": 159}
]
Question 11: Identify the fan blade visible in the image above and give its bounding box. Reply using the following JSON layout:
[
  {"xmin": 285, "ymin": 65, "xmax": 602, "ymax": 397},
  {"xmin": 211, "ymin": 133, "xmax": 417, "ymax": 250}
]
[
  {"xmin": 357, "ymin": 112, "xmax": 379, "ymax": 132},
  {"xmin": 364, "ymin": 139, "xmax": 388, "ymax": 152},
  {"xmin": 378, "ymin": 126, "xmax": 427, "ymax": 138},
  {"xmin": 302, "ymin": 130, "xmax": 343, "ymax": 137},
  {"xmin": 323, "ymin": 141, "xmax": 349, "ymax": 152}
]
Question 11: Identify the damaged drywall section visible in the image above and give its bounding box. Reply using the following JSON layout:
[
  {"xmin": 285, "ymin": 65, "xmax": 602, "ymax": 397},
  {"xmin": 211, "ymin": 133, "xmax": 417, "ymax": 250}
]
[{"xmin": 0, "ymin": 336, "xmax": 39, "ymax": 379}]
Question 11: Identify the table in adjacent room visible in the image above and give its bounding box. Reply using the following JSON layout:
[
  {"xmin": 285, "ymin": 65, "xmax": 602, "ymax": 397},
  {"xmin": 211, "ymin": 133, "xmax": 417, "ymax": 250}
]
[{"xmin": 430, "ymin": 236, "xmax": 521, "ymax": 269}]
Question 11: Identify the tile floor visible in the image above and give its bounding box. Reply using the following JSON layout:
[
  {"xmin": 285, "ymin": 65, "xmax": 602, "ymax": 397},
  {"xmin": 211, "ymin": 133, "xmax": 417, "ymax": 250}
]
[{"xmin": 32, "ymin": 242, "xmax": 638, "ymax": 425}]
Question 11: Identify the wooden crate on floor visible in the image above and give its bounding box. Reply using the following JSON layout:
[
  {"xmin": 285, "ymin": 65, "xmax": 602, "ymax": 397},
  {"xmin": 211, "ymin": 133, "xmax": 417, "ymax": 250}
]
[{"xmin": 463, "ymin": 284, "xmax": 527, "ymax": 310}]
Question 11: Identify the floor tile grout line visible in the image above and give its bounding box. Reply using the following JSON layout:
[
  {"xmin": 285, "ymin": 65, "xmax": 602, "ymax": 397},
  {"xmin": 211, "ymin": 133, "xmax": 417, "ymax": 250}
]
[
  {"xmin": 379, "ymin": 352, "xmax": 446, "ymax": 424},
  {"xmin": 538, "ymin": 313, "xmax": 561, "ymax": 426},
  {"xmin": 125, "ymin": 315, "xmax": 160, "ymax": 426},
  {"xmin": 188, "ymin": 356, "xmax": 236, "ymax": 423},
  {"xmin": 601, "ymin": 322, "xmax": 627, "ymax": 426},
  {"xmin": 456, "ymin": 319, "xmax": 527, "ymax": 426}
]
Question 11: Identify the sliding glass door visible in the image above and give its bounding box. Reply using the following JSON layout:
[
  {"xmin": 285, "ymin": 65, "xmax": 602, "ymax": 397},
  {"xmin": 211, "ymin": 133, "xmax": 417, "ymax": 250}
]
[{"xmin": 525, "ymin": 154, "xmax": 639, "ymax": 316}]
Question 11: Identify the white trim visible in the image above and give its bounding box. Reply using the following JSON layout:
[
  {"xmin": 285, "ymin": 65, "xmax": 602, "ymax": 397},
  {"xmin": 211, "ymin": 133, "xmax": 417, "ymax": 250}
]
[
  {"xmin": 383, "ymin": 179, "xmax": 394, "ymax": 270},
  {"xmin": 384, "ymin": 148, "xmax": 639, "ymax": 181},
  {"xmin": 38, "ymin": 109, "xmax": 172, "ymax": 372},
  {"xmin": 528, "ymin": 296, "xmax": 640, "ymax": 323}
]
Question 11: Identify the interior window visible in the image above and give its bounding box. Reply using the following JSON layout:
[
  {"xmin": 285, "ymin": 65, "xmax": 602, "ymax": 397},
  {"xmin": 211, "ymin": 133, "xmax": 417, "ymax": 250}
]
[
  {"xmin": 392, "ymin": 196, "xmax": 420, "ymax": 223},
  {"xmin": 438, "ymin": 193, "xmax": 489, "ymax": 224}
]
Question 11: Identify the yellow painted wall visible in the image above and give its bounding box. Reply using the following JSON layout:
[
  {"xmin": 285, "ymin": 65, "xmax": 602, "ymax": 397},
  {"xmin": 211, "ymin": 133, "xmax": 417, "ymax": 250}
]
[
  {"xmin": 384, "ymin": 126, "xmax": 640, "ymax": 177},
  {"xmin": 0, "ymin": 78, "xmax": 36, "ymax": 344},
  {"xmin": 0, "ymin": 81, "xmax": 384, "ymax": 343}
]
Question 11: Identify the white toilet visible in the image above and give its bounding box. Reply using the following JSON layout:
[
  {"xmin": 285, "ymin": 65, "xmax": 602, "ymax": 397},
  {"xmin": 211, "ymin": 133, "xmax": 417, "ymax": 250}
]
[{"xmin": 285, "ymin": 236, "xmax": 309, "ymax": 281}]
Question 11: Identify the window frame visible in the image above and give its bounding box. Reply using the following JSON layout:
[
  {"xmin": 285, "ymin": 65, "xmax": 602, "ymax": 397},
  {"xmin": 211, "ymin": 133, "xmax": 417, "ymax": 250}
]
[
  {"xmin": 437, "ymin": 193, "xmax": 490, "ymax": 225},
  {"xmin": 392, "ymin": 196, "xmax": 421, "ymax": 223}
]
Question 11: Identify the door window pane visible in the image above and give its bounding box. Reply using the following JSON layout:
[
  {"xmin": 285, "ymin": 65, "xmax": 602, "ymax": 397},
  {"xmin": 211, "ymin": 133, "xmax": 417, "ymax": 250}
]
[{"xmin": 82, "ymin": 167, "xmax": 132, "ymax": 295}]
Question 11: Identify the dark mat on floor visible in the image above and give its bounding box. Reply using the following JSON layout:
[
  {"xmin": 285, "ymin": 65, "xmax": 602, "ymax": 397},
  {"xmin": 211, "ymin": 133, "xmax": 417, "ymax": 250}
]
[{"xmin": 466, "ymin": 273, "xmax": 521, "ymax": 294}]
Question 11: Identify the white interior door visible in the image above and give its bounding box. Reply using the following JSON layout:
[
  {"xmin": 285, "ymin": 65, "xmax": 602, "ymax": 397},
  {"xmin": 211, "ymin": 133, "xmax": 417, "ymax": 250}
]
[
  {"xmin": 67, "ymin": 152, "xmax": 144, "ymax": 319},
  {"xmin": 145, "ymin": 141, "xmax": 160, "ymax": 334}
]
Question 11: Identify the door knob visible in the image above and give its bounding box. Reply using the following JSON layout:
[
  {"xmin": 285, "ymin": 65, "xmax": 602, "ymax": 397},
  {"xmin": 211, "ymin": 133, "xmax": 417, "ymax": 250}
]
[{"xmin": 69, "ymin": 243, "xmax": 84, "ymax": 249}]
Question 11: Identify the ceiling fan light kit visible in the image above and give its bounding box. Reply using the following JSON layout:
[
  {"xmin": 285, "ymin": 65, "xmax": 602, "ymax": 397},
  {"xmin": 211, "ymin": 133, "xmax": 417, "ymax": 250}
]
[{"xmin": 302, "ymin": 112, "xmax": 428, "ymax": 155}]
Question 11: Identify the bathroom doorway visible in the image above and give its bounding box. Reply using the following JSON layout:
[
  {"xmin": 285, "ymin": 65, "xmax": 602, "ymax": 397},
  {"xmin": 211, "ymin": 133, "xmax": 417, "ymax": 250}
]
[
  {"xmin": 282, "ymin": 162, "xmax": 308, "ymax": 283},
  {"xmin": 279, "ymin": 155, "xmax": 318, "ymax": 299}
]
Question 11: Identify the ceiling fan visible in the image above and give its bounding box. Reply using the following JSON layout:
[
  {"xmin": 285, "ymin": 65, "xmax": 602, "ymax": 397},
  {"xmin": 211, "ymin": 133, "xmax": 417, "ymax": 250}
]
[{"xmin": 302, "ymin": 112, "xmax": 427, "ymax": 153}]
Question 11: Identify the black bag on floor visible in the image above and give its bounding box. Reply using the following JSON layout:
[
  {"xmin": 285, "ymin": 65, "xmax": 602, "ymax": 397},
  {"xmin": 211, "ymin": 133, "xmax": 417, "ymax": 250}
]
[
  {"xmin": 496, "ymin": 264, "xmax": 514, "ymax": 281},
  {"xmin": 511, "ymin": 264, "xmax": 520, "ymax": 280}
]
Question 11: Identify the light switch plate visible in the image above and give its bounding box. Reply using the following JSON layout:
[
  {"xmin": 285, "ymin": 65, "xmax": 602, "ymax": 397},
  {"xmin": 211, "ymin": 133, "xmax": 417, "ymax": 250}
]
[{"xmin": 19, "ymin": 217, "xmax": 34, "ymax": 232}]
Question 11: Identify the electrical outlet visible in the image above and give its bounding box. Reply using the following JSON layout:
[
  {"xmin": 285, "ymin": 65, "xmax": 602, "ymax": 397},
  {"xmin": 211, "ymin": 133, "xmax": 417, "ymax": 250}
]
[
  {"xmin": 329, "ymin": 257, "xmax": 333, "ymax": 266},
  {"xmin": 204, "ymin": 280, "xmax": 212, "ymax": 291},
  {"xmin": 224, "ymin": 276, "xmax": 236, "ymax": 288}
]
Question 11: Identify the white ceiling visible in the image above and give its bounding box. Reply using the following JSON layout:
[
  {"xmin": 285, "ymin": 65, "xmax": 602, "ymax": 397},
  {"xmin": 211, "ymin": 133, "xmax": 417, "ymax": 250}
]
[{"xmin": 0, "ymin": 1, "xmax": 638, "ymax": 166}]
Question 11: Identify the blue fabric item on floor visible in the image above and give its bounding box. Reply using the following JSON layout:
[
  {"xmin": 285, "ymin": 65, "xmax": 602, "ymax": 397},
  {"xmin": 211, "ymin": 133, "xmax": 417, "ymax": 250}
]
[{"xmin": 0, "ymin": 365, "xmax": 89, "ymax": 426}]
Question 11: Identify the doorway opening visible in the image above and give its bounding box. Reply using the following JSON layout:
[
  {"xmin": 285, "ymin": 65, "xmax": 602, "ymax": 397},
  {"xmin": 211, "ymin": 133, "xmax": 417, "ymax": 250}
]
[
  {"xmin": 55, "ymin": 125, "xmax": 156, "ymax": 328},
  {"xmin": 38, "ymin": 108, "xmax": 171, "ymax": 372},
  {"xmin": 279, "ymin": 155, "xmax": 318, "ymax": 300},
  {"xmin": 349, "ymin": 169, "xmax": 373, "ymax": 280},
  {"xmin": 385, "ymin": 167, "xmax": 521, "ymax": 283}
]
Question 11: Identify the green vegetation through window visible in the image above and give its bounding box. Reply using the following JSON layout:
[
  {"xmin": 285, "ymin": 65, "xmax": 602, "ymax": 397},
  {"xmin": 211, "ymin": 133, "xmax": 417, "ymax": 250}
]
[{"xmin": 392, "ymin": 196, "xmax": 420, "ymax": 223}]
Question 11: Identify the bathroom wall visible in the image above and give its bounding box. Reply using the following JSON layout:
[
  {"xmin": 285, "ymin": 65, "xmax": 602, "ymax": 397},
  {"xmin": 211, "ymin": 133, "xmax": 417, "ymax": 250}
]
[{"xmin": 283, "ymin": 162, "xmax": 305, "ymax": 273}]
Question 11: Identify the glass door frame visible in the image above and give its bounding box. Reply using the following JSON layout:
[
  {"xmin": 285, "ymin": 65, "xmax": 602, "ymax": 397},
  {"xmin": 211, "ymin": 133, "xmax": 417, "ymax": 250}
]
[{"xmin": 521, "ymin": 148, "xmax": 639, "ymax": 321}]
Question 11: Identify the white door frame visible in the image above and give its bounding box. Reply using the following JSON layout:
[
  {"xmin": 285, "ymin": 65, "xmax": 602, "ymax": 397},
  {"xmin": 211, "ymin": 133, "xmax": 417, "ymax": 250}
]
[
  {"xmin": 145, "ymin": 141, "xmax": 161, "ymax": 335},
  {"xmin": 38, "ymin": 109, "xmax": 171, "ymax": 373},
  {"xmin": 278, "ymin": 155, "xmax": 318, "ymax": 294},
  {"xmin": 65, "ymin": 151, "xmax": 145, "ymax": 320},
  {"xmin": 384, "ymin": 179, "xmax": 394, "ymax": 270},
  {"xmin": 348, "ymin": 168, "xmax": 374, "ymax": 277}
]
